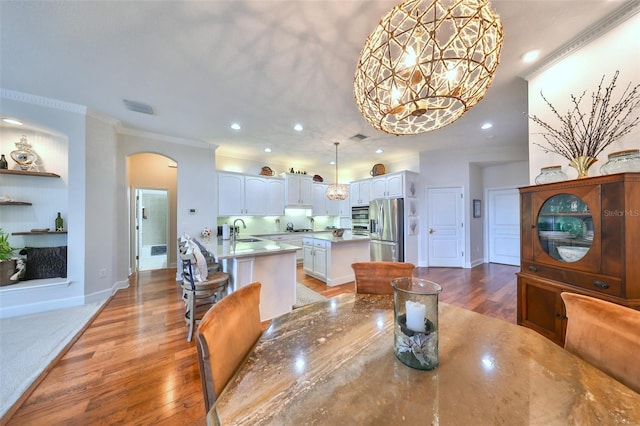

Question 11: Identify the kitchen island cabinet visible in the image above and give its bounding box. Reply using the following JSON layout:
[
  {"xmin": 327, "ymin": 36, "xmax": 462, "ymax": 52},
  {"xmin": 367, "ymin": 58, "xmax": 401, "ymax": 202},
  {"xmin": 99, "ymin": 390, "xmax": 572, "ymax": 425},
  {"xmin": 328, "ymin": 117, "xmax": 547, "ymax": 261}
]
[
  {"xmin": 303, "ymin": 233, "xmax": 370, "ymax": 286},
  {"xmin": 203, "ymin": 238, "xmax": 297, "ymax": 321}
]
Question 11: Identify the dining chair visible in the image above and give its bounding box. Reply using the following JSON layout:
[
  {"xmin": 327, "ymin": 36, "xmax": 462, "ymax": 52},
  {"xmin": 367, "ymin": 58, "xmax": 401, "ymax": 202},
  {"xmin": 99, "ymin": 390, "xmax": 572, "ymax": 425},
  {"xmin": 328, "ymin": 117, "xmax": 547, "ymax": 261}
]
[
  {"xmin": 181, "ymin": 253, "xmax": 230, "ymax": 342},
  {"xmin": 195, "ymin": 281, "xmax": 262, "ymax": 413},
  {"xmin": 351, "ymin": 261, "xmax": 415, "ymax": 294},
  {"xmin": 561, "ymin": 292, "xmax": 640, "ymax": 393}
]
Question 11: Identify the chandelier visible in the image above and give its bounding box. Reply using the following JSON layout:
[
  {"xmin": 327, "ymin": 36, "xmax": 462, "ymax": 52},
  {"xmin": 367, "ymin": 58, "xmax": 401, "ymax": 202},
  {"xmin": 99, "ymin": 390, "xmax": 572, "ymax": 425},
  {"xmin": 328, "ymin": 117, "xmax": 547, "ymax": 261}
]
[
  {"xmin": 354, "ymin": 0, "xmax": 504, "ymax": 135},
  {"xmin": 326, "ymin": 142, "xmax": 349, "ymax": 200}
]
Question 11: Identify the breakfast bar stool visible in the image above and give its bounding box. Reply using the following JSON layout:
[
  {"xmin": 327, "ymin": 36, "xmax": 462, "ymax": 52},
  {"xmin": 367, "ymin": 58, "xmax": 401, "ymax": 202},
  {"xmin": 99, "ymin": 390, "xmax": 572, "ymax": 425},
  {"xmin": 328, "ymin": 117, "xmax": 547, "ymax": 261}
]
[{"xmin": 181, "ymin": 253, "xmax": 230, "ymax": 342}]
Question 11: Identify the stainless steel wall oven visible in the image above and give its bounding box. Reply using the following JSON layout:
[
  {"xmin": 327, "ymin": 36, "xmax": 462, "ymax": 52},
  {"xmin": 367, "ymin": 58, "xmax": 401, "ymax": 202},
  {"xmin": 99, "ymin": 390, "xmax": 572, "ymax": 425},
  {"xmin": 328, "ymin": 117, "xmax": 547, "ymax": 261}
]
[{"xmin": 351, "ymin": 205, "xmax": 370, "ymax": 235}]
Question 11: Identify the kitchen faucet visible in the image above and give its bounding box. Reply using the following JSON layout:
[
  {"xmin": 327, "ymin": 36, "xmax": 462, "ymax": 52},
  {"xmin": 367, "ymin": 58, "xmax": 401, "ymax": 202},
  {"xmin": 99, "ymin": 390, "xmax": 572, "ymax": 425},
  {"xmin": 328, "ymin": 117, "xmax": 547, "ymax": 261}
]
[{"xmin": 232, "ymin": 218, "xmax": 246, "ymax": 244}]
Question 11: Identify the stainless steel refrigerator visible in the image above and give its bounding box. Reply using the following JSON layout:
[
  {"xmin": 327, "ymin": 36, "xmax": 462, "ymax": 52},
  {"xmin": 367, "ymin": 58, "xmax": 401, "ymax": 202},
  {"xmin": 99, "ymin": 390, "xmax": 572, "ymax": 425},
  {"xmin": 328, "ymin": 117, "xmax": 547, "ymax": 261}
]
[{"xmin": 369, "ymin": 198, "xmax": 404, "ymax": 262}]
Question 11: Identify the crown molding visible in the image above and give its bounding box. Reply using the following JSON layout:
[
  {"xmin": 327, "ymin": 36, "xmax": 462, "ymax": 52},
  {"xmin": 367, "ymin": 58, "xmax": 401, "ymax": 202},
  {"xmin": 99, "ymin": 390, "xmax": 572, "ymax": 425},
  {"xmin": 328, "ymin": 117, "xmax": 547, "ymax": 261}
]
[
  {"xmin": 117, "ymin": 126, "xmax": 216, "ymax": 150},
  {"xmin": 521, "ymin": 0, "xmax": 640, "ymax": 81},
  {"xmin": 0, "ymin": 88, "xmax": 87, "ymax": 114}
]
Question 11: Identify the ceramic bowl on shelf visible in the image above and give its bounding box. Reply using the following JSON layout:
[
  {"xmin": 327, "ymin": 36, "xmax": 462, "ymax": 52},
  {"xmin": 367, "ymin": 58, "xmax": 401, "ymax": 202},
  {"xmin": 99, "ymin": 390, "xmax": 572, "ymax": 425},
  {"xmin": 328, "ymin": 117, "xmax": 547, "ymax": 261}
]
[{"xmin": 557, "ymin": 246, "xmax": 589, "ymax": 262}]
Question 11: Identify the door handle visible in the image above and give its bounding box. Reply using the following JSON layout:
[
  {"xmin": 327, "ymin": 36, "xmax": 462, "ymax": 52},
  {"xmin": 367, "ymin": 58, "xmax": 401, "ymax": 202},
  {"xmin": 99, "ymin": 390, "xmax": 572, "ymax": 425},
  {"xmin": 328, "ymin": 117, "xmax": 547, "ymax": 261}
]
[{"xmin": 429, "ymin": 228, "xmax": 434, "ymax": 234}]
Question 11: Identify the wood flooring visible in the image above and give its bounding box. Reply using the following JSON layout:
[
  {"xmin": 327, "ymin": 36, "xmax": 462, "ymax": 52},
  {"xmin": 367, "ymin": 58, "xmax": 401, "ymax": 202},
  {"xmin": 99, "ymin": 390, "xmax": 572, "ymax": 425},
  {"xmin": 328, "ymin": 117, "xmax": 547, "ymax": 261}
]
[{"xmin": 4, "ymin": 262, "xmax": 518, "ymax": 425}]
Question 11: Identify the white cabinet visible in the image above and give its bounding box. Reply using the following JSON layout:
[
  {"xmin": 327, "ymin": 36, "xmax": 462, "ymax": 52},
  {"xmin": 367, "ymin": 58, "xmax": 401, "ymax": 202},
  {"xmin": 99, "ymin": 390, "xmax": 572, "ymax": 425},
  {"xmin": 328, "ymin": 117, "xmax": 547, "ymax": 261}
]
[
  {"xmin": 303, "ymin": 238, "xmax": 327, "ymax": 280},
  {"xmin": 350, "ymin": 179, "xmax": 371, "ymax": 207},
  {"xmin": 218, "ymin": 172, "xmax": 268, "ymax": 216},
  {"xmin": 371, "ymin": 173, "xmax": 404, "ymax": 199},
  {"xmin": 312, "ymin": 183, "xmax": 340, "ymax": 216},
  {"xmin": 339, "ymin": 197, "xmax": 351, "ymax": 218},
  {"xmin": 284, "ymin": 173, "xmax": 313, "ymax": 207},
  {"xmin": 370, "ymin": 171, "xmax": 419, "ymax": 199},
  {"xmin": 266, "ymin": 178, "xmax": 285, "ymax": 216},
  {"xmin": 266, "ymin": 233, "xmax": 305, "ymax": 262},
  {"xmin": 303, "ymin": 236, "xmax": 370, "ymax": 285}
]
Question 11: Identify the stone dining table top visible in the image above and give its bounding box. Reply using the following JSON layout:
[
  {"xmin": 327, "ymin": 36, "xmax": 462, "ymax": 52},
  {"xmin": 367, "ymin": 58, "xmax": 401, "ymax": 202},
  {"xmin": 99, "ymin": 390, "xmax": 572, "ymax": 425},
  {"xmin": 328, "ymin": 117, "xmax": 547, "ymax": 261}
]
[{"xmin": 208, "ymin": 294, "xmax": 640, "ymax": 425}]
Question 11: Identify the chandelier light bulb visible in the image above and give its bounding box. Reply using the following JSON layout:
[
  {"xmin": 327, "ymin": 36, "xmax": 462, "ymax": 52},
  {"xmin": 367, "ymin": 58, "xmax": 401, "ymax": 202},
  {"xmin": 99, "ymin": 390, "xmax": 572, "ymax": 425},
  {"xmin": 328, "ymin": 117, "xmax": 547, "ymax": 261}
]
[{"xmin": 354, "ymin": 0, "xmax": 504, "ymax": 135}]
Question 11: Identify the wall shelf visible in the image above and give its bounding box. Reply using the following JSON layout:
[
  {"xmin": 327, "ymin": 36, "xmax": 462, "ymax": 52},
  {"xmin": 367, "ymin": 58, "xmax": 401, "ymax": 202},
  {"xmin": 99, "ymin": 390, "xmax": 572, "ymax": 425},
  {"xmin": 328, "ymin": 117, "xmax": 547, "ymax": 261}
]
[
  {"xmin": 0, "ymin": 169, "xmax": 60, "ymax": 178},
  {"xmin": 0, "ymin": 201, "xmax": 32, "ymax": 206},
  {"xmin": 12, "ymin": 231, "xmax": 67, "ymax": 235}
]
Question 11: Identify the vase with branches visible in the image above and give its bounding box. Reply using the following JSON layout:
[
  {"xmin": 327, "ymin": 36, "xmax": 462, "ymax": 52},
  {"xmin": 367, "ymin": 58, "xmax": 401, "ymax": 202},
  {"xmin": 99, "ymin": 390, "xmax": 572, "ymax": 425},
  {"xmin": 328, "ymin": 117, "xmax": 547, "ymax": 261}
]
[{"xmin": 528, "ymin": 71, "xmax": 640, "ymax": 178}]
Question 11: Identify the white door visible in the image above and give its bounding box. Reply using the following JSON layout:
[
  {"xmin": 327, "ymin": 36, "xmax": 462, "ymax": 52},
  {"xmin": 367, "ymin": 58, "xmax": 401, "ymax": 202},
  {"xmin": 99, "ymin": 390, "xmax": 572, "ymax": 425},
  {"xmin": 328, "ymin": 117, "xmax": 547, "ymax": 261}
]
[
  {"xmin": 488, "ymin": 188, "xmax": 520, "ymax": 266},
  {"xmin": 427, "ymin": 187, "xmax": 464, "ymax": 267}
]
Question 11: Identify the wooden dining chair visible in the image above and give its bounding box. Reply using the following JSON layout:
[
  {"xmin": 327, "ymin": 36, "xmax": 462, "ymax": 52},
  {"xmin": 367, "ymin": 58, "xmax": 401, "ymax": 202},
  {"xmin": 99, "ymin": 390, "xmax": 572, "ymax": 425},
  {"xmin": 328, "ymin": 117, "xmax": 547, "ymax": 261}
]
[
  {"xmin": 561, "ymin": 292, "xmax": 640, "ymax": 393},
  {"xmin": 351, "ymin": 261, "xmax": 415, "ymax": 294},
  {"xmin": 195, "ymin": 282, "xmax": 262, "ymax": 413},
  {"xmin": 180, "ymin": 253, "xmax": 230, "ymax": 342}
]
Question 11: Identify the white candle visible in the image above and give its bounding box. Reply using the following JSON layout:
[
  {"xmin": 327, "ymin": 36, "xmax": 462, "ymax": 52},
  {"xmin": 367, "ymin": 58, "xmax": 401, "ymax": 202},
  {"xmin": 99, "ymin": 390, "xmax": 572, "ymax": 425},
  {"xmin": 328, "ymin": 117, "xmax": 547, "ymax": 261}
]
[{"xmin": 405, "ymin": 300, "xmax": 426, "ymax": 332}]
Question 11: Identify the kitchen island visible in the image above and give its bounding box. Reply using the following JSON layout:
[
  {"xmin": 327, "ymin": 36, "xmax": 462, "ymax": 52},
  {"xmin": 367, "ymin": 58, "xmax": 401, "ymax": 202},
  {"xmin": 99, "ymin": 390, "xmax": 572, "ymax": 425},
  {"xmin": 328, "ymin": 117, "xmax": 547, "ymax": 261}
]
[
  {"xmin": 203, "ymin": 238, "xmax": 297, "ymax": 321},
  {"xmin": 303, "ymin": 232, "xmax": 370, "ymax": 286}
]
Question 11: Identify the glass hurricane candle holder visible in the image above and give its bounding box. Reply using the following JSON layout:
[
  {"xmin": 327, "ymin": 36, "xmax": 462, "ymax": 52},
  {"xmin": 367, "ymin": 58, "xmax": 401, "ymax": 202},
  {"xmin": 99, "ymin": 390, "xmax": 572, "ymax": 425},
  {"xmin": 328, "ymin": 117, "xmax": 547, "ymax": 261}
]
[{"xmin": 392, "ymin": 277, "xmax": 442, "ymax": 370}]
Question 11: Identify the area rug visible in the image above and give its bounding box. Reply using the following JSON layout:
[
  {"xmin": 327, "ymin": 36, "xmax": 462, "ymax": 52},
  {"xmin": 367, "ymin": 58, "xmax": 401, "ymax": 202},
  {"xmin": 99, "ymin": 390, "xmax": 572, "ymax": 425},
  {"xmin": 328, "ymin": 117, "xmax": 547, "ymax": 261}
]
[
  {"xmin": 294, "ymin": 283, "xmax": 327, "ymax": 308},
  {"xmin": 0, "ymin": 302, "xmax": 103, "ymax": 419}
]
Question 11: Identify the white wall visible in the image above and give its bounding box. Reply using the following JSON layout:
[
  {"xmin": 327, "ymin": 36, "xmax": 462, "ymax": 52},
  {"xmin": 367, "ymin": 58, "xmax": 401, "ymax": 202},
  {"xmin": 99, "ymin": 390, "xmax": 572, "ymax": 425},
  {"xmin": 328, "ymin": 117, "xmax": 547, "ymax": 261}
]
[
  {"xmin": 84, "ymin": 112, "xmax": 120, "ymax": 302},
  {"xmin": 419, "ymin": 144, "xmax": 528, "ymax": 267},
  {"xmin": 527, "ymin": 13, "xmax": 640, "ymax": 182},
  {"xmin": 469, "ymin": 163, "xmax": 484, "ymax": 267},
  {"xmin": 117, "ymin": 129, "xmax": 217, "ymax": 281},
  {"xmin": 0, "ymin": 91, "xmax": 88, "ymax": 317}
]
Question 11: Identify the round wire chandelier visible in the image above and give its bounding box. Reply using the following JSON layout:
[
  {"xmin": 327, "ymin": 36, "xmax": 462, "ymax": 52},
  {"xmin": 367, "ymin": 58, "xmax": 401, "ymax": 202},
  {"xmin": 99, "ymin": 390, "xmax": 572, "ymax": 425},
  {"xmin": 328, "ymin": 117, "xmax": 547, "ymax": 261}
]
[
  {"xmin": 326, "ymin": 142, "xmax": 349, "ymax": 200},
  {"xmin": 354, "ymin": 0, "xmax": 504, "ymax": 135}
]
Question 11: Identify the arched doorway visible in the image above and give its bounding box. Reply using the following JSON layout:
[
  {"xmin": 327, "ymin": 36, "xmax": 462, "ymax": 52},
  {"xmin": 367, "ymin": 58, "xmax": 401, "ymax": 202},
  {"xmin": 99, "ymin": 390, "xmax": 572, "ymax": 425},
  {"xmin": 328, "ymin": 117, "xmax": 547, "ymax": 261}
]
[{"xmin": 128, "ymin": 153, "xmax": 177, "ymax": 272}]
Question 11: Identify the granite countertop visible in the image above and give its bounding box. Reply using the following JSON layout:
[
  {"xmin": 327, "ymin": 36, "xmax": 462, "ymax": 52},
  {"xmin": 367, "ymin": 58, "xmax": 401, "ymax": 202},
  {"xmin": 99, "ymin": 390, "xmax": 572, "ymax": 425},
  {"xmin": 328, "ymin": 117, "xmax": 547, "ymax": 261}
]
[
  {"xmin": 304, "ymin": 233, "xmax": 370, "ymax": 243},
  {"xmin": 210, "ymin": 294, "xmax": 640, "ymax": 425},
  {"xmin": 202, "ymin": 237, "xmax": 298, "ymax": 260}
]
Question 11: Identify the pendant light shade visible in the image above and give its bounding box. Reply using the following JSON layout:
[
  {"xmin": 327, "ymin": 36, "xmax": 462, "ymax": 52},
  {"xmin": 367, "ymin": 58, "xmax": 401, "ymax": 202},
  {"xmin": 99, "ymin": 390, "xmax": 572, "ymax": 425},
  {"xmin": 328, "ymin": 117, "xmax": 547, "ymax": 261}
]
[
  {"xmin": 354, "ymin": 0, "xmax": 504, "ymax": 135},
  {"xmin": 326, "ymin": 142, "xmax": 349, "ymax": 201}
]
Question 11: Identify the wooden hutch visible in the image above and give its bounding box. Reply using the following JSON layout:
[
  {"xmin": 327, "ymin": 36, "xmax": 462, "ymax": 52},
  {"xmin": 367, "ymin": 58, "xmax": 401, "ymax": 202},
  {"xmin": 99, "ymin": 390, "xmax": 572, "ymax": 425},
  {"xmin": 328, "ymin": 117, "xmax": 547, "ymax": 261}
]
[{"xmin": 517, "ymin": 172, "xmax": 640, "ymax": 346}]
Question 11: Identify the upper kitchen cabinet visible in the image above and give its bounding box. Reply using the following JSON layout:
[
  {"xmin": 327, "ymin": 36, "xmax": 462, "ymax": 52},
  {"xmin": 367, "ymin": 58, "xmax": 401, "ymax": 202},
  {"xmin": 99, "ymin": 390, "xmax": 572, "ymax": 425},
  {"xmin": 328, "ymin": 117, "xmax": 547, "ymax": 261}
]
[
  {"xmin": 284, "ymin": 173, "xmax": 313, "ymax": 208},
  {"xmin": 218, "ymin": 171, "xmax": 270, "ymax": 216},
  {"xmin": 266, "ymin": 178, "xmax": 285, "ymax": 216},
  {"xmin": 350, "ymin": 179, "xmax": 371, "ymax": 207},
  {"xmin": 312, "ymin": 183, "xmax": 340, "ymax": 216},
  {"xmin": 371, "ymin": 171, "xmax": 419, "ymax": 199}
]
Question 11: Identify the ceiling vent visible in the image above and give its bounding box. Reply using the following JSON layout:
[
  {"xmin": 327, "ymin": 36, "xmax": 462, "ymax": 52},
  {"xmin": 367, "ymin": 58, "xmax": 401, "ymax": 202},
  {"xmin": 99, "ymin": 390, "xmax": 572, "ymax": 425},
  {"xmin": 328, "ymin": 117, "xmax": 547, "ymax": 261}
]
[
  {"xmin": 123, "ymin": 99, "xmax": 154, "ymax": 115},
  {"xmin": 349, "ymin": 133, "xmax": 368, "ymax": 141}
]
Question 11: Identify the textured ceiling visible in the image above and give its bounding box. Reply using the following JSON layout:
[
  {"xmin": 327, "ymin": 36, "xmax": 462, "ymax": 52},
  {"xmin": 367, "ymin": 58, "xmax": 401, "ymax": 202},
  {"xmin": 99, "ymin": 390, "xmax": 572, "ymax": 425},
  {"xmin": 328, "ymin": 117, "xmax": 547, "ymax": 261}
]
[{"xmin": 0, "ymin": 0, "xmax": 633, "ymax": 176}]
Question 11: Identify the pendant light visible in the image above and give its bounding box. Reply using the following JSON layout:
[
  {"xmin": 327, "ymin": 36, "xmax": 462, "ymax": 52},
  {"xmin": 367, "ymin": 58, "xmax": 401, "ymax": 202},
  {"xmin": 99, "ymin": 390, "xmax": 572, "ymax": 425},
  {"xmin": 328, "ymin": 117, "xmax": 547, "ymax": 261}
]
[
  {"xmin": 354, "ymin": 0, "xmax": 504, "ymax": 135},
  {"xmin": 326, "ymin": 142, "xmax": 349, "ymax": 200}
]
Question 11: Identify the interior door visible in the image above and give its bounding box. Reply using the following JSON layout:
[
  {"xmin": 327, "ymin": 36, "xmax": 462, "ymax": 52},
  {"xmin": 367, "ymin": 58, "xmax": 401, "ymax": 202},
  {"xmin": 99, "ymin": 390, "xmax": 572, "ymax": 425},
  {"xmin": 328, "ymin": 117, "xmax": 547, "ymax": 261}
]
[
  {"xmin": 427, "ymin": 187, "xmax": 464, "ymax": 267},
  {"xmin": 488, "ymin": 188, "xmax": 520, "ymax": 266}
]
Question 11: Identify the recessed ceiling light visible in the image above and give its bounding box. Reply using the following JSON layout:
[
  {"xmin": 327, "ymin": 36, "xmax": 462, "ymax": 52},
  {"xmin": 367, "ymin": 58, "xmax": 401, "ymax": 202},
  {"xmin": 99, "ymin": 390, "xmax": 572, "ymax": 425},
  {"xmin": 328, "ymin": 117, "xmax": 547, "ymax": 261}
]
[
  {"xmin": 2, "ymin": 118, "xmax": 23, "ymax": 125},
  {"xmin": 376, "ymin": 148, "xmax": 383, "ymax": 154},
  {"xmin": 330, "ymin": 160, "xmax": 336, "ymax": 165},
  {"xmin": 481, "ymin": 122, "xmax": 493, "ymax": 130},
  {"xmin": 230, "ymin": 123, "xmax": 241, "ymax": 130},
  {"xmin": 264, "ymin": 147, "xmax": 272, "ymax": 153},
  {"xmin": 521, "ymin": 49, "xmax": 540, "ymax": 63},
  {"xmin": 294, "ymin": 124, "xmax": 303, "ymax": 131}
]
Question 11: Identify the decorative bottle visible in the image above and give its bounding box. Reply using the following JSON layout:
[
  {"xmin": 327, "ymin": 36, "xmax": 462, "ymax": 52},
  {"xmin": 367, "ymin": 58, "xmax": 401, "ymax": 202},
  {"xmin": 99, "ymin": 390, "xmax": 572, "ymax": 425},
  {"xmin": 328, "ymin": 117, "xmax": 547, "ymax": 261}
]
[
  {"xmin": 0, "ymin": 154, "xmax": 7, "ymax": 169},
  {"xmin": 55, "ymin": 212, "xmax": 64, "ymax": 231}
]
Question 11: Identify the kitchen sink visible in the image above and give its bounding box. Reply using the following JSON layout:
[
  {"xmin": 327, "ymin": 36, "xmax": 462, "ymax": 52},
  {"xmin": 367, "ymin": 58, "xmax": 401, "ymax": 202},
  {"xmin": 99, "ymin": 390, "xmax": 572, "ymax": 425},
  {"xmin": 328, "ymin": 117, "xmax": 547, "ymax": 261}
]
[{"xmin": 235, "ymin": 238, "xmax": 262, "ymax": 242}]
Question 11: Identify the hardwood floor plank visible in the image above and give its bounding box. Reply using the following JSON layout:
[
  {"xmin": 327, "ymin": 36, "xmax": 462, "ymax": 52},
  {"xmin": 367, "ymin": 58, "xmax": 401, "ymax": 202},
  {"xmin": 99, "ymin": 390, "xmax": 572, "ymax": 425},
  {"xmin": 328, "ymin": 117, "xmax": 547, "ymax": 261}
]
[{"xmin": 5, "ymin": 263, "xmax": 517, "ymax": 424}]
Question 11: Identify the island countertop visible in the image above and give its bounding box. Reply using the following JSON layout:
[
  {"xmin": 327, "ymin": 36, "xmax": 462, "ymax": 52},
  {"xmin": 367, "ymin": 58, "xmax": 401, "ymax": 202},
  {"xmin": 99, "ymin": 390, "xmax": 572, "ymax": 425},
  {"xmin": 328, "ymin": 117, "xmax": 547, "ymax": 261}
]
[
  {"xmin": 306, "ymin": 233, "xmax": 370, "ymax": 244},
  {"xmin": 202, "ymin": 237, "xmax": 298, "ymax": 260}
]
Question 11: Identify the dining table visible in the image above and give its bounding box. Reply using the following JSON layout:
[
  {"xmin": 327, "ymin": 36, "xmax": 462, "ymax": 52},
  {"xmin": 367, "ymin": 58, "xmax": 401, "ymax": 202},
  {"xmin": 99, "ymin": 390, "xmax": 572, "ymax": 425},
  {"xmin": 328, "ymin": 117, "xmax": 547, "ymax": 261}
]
[{"xmin": 207, "ymin": 294, "xmax": 640, "ymax": 425}]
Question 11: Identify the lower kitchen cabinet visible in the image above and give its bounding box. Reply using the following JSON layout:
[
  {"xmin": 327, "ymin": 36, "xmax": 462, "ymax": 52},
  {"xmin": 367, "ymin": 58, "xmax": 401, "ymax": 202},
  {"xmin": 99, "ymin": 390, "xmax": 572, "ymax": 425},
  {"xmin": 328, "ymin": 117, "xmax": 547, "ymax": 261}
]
[
  {"xmin": 303, "ymin": 238, "xmax": 327, "ymax": 281},
  {"xmin": 264, "ymin": 234, "xmax": 306, "ymax": 262},
  {"xmin": 303, "ymin": 235, "xmax": 370, "ymax": 286}
]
